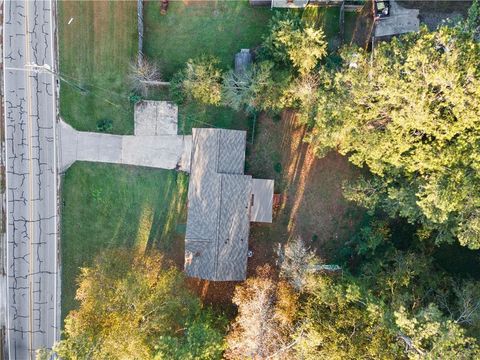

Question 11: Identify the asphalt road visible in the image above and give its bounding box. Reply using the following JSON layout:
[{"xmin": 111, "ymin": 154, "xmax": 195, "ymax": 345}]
[{"xmin": 3, "ymin": 0, "xmax": 58, "ymax": 358}]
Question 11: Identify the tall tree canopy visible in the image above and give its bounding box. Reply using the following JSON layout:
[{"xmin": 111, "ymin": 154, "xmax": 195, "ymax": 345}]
[
  {"xmin": 263, "ymin": 13, "xmax": 327, "ymax": 75},
  {"xmin": 54, "ymin": 249, "xmax": 225, "ymax": 360},
  {"xmin": 225, "ymin": 228, "xmax": 480, "ymax": 360},
  {"xmin": 170, "ymin": 55, "xmax": 223, "ymax": 105},
  {"xmin": 225, "ymin": 265, "xmax": 297, "ymax": 360},
  {"xmin": 308, "ymin": 20, "xmax": 480, "ymax": 248}
]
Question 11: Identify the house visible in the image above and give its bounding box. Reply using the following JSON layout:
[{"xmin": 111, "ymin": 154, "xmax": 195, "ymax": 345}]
[
  {"xmin": 250, "ymin": 0, "xmax": 342, "ymax": 8},
  {"xmin": 184, "ymin": 128, "xmax": 274, "ymax": 281}
]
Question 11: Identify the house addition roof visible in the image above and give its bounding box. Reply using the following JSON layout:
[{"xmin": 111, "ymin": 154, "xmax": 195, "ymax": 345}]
[{"xmin": 185, "ymin": 128, "xmax": 273, "ymax": 281}]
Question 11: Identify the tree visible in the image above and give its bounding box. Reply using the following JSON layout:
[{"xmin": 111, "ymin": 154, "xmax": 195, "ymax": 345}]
[
  {"xmin": 280, "ymin": 73, "xmax": 320, "ymax": 123},
  {"xmin": 222, "ymin": 61, "xmax": 284, "ymax": 112},
  {"xmin": 292, "ymin": 219, "xmax": 480, "ymax": 359},
  {"xmin": 154, "ymin": 313, "xmax": 226, "ymax": 360},
  {"xmin": 277, "ymin": 237, "xmax": 317, "ymax": 291},
  {"xmin": 263, "ymin": 13, "xmax": 327, "ymax": 75},
  {"xmin": 309, "ymin": 18, "xmax": 480, "ymax": 248},
  {"xmin": 54, "ymin": 249, "xmax": 225, "ymax": 360},
  {"xmin": 395, "ymin": 305, "xmax": 480, "ymax": 359},
  {"xmin": 225, "ymin": 265, "xmax": 297, "ymax": 360},
  {"xmin": 129, "ymin": 57, "xmax": 162, "ymax": 96},
  {"xmin": 171, "ymin": 56, "xmax": 223, "ymax": 105},
  {"xmin": 294, "ymin": 275, "xmax": 403, "ymax": 360},
  {"xmin": 294, "ymin": 270, "xmax": 480, "ymax": 360}
]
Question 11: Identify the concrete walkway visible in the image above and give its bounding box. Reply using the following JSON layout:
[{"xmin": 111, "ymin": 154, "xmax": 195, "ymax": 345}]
[{"xmin": 57, "ymin": 101, "xmax": 192, "ymax": 172}]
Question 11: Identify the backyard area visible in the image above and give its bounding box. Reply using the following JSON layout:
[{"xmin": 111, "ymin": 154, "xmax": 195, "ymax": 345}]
[
  {"xmin": 58, "ymin": 0, "xmax": 367, "ymax": 316},
  {"xmin": 144, "ymin": 1, "xmax": 347, "ymax": 134},
  {"xmin": 143, "ymin": 1, "xmax": 272, "ymax": 78},
  {"xmin": 143, "ymin": 0, "xmax": 274, "ymax": 134}
]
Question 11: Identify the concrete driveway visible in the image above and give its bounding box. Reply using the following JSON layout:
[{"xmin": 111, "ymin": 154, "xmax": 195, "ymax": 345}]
[
  {"xmin": 58, "ymin": 121, "xmax": 192, "ymax": 172},
  {"xmin": 58, "ymin": 101, "xmax": 192, "ymax": 172}
]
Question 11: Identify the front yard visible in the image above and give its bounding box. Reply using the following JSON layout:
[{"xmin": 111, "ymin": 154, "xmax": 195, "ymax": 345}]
[
  {"xmin": 61, "ymin": 163, "xmax": 188, "ymax": 318},
  {"xmin": 58, "ymin": 0, "xmax": 366, "ymax": 317},
  {"xmin": 58, "ymin": 0, "xmax": 275, "ymax": 320},
  {"xmin": 58, "ymin": 1, "xmax": 137, "ymax": 134}
]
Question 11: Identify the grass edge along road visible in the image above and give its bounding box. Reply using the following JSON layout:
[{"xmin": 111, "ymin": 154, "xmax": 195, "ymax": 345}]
[{"xmin": 58, "ymin": 1, "xmax": 137, "ymax": 134}]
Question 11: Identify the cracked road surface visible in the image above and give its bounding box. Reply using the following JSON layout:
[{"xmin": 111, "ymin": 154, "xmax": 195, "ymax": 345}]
[{"xmin": 4, "ymin": 0, "xmax": 58, "ymax": 358}]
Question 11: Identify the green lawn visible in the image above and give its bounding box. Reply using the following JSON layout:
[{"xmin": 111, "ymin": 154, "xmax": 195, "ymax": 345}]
[
  {"xmin": 143, "ymin": 0, "xmax": 273, "ymax": 134},
  {"xmin": 61, "ymin": 163, "xmax": 188, "ymax": 319},
  {"xmin": 58, "ymin": 1, "xmax": 137, "ymax": 134},
  {"xmin": 143, "ymin": 0, "xmax": 273, "ymax": 79},
  {"xmin": 302, "ymin": 6, "xmax": 342, "ymax": 49}
]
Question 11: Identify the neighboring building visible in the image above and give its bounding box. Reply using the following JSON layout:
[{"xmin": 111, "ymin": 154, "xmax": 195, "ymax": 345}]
[
  {"xmin": 184, "ymin": 128, "xmax": 274, "ymax": 281},
  {"xmin": 250, "ymin": 0, "xmax": 342, "ymax": 8},
  {"xmin": 271, "ymin": 0, "xmax": 309, "ymax": 7}
]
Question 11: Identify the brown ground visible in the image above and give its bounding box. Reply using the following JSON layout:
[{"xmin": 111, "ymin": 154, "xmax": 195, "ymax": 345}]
[
  {"xmin": 348, "ymin": 0, "xmax": 376, "ymax": 48},
  {"xmin": 186, "ymin": 278, "xmax": 239, "ymax": 307},
  {"xmin": 246, "ymin": 111, "xmax": 365, "ymax": 276},
  {"xmin": 398, "ymin": 1, "xmax": 471, "ymax": 30}
]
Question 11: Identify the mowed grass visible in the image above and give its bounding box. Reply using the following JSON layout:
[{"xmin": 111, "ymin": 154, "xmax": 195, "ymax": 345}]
[
  {"xmin": 301, "ymin": 6, "xmax": 341, "ymax": 49},
  {"xmin": 61, "ymin": 163, "xmax": 188, "ymax": 319},
  {"xmin": 143, "ymin": 0, "xmax": 273, "ymax": 79},
  {"xmin": 144, "ymin": 1, "xmax": 273, "ymax": 134},
  {"xmin": 58, "ymin": 1, "xmax": 137, "ymax": 134}
]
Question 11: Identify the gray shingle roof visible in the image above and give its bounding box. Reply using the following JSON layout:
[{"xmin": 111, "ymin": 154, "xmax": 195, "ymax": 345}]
[{"xmin": 185, "ymin": 128, "xmax": 273, "ymax": 281}]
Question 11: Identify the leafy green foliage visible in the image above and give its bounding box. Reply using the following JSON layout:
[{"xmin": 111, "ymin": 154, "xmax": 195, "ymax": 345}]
[
  {"xmin": 154, "ymin": 314, "xmax": 226, "ymax": 360},
  {"xmin": 263, "ymin": 13, "xmax": 327, "ymax": 75},
  {"xmin": 395, "ymin": 305, "xmax": 480, "ymax": 359},
  {"xmin": 295, "ymin": 249, "xmax": 480, "ymax": 359},
  {"xmin": 129, "ymin": 93, "xmax": 142, "ymax": 104},
  {"xmin": 309, "ymin": 23, "xmax": 480, "ymax": 248},
  {"xmin": 174, "ymin": 56, "xmax": 223, "ymax": 106},
  {"xmin": 295, "ymin": 276, "xmax": 403, "ymax": 360},
  {"xmin": 96, "ymin": 118, "xmax": 113, "ymax": 133},
  {"xmin": 222, "ymin": 61, "xmax": 285, "ymax": 112},
  {"xmin": 55, "ymin": 249, "xmax": 224, "ymax": 360}
]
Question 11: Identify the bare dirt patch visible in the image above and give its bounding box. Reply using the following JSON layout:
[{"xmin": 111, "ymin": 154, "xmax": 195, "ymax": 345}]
[
  {"xmin": 348, "ymin": 0, "xmax": 376, "ymax": 48},
  {"xmin": 398, "ymin": 0, "xmax": 471, "ymax": 30},
  {"xmin": 247, "ymin": 111, "xmax": 366, "ymax": 274},
  {"xmin": 187, "ymin": 278, "xmax": 239, "ymax": 309}
]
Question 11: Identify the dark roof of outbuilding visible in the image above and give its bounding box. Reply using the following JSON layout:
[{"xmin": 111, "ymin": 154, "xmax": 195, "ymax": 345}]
[{"xmin": 234, "ymin": 49, "xmax": 252, "ymax": 75}]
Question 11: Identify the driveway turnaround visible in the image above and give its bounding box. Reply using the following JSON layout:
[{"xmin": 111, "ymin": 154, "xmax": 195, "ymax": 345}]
[
  {"xmin": 58, "ymin": 101, "xmax": 192, "ymax": 173},
  {"xmin": 3, "ymin": 0, "xmax": 59, "ymax": 358}
]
